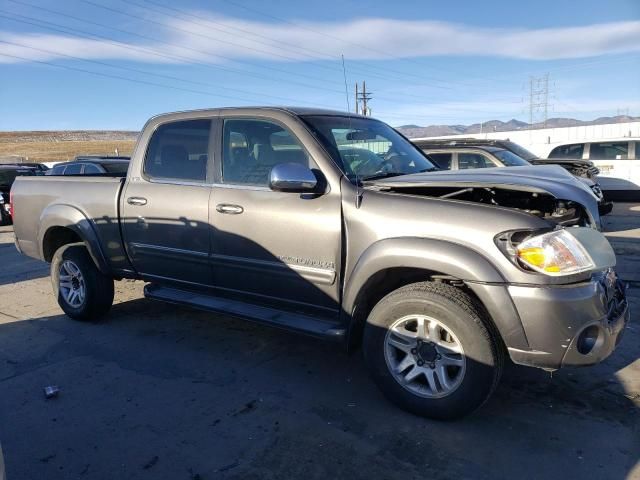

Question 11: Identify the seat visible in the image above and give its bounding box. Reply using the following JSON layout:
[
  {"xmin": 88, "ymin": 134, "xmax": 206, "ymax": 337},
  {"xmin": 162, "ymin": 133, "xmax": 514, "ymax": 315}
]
[{"xmin": 159, "ymin": 145, "xmax": 205, "ymax": 181}]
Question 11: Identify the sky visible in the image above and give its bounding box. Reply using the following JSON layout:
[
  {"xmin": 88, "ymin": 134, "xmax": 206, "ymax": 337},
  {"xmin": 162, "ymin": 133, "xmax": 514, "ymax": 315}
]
[{"xmin": 0, "ymin": 0, "xmax": 639, "ymax": 131}]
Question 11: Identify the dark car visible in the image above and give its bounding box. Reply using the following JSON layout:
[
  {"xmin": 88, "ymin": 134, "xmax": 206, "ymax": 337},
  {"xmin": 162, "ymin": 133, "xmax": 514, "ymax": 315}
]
[
  {"xmin": 0, "ymin": 165, "xmax": 38, "ymax": 224},
  {"xmin": 413, "ymin": 140, "xmax": 613, "ymax": 216},
  {"xmin": 48, "ymin": 158, "xmax": 130, "ymax": 176}
]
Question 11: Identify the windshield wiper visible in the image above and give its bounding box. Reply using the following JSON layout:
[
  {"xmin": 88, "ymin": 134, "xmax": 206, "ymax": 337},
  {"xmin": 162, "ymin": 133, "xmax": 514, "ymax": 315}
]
[{"xmin": 361, "ymin": 172, "xmax": 406, "ymax": 181}]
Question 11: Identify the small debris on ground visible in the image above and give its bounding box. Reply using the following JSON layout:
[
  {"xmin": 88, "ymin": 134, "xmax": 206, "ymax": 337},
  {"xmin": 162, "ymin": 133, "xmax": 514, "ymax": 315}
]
[
  {"xmin": 43, "ymin": 386, "xmax": 60, "ymax": 399},
  {"xmin": 232, "ymin": 399, "xmax": 257, "ymax": 416},
  {"xmin": 142, "ymin": 455, "xmax": 159, "ymax": 470}
]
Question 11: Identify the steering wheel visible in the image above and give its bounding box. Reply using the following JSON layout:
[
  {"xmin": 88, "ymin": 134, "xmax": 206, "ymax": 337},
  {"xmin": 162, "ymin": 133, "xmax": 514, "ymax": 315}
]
[{"xmin": 354, "ymin": 157, "xmax": 394, "ymax": 176}]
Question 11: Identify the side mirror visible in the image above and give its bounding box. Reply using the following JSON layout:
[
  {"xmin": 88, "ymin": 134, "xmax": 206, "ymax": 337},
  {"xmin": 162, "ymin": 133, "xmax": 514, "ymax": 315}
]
[{"xmin": 269, "ymin": 163, "xmax": 318, "ymax": 192}]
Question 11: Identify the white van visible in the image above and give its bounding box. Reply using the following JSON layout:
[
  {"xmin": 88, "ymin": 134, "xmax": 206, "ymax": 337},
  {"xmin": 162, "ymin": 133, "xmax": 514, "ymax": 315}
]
[{"xmin": 546, "ymin": 139, "xmax": 639, "ymax": 198}]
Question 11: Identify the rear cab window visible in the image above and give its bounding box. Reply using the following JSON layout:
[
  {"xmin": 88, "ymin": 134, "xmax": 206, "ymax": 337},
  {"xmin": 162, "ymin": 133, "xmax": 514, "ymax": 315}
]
[{"xmin": 144, "ymin": 119, "xmax": 211, "ymax": 182}]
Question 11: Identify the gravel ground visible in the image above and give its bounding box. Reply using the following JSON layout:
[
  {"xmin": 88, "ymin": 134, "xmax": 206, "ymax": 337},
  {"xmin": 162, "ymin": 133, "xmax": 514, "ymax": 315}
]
[{"xmin": 0, "ymin": 205, "xmax": 638, "ymax": 480}]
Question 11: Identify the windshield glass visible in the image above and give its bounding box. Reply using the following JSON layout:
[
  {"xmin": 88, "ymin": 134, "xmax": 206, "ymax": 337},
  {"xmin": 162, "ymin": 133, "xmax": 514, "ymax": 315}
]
[
  {"xmin": 492, "ymin": 149, "xmax": 531, "ymax": 167},
  {"xmin": 503, "ymin": 141, "xmax": 537, "ymax": 161},
  {"xmin": 301, "ymin": 115, "xmax": 437, "ymax": 181}
]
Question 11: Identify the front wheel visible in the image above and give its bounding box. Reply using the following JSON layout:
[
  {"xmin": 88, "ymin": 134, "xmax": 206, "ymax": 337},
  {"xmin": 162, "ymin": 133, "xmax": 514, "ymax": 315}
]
[
  {"xmin": 363, "ymin": 282, "xmax": 504, "ymax": 420},
  {"xmin": 51, "ymin": 244, "xmax": 114, "ymax": 321}
]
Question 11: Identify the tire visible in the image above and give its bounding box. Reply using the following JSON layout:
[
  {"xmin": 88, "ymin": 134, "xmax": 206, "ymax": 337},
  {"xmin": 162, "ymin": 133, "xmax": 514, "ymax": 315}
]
[
  {"xmin": 363, "ymin": 281, "xmax": 504, "ymax": 420},
  {"xmin": 51, "ymin": 244, "xmax": 114, "ymax": 321}
]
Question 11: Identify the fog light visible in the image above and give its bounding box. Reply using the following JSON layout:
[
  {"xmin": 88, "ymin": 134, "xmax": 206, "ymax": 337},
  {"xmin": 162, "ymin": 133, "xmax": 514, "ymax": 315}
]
[{"xmin": 577, "ymin": 326, "xmax": 600, "ymax": 355}]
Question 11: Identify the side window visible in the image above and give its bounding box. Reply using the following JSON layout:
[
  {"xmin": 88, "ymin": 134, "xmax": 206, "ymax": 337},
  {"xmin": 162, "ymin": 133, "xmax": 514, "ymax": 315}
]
[
  {"xmin": 549, "ymin": 144, "xmax": 584, "ymax": 159},
  {"xmin": 64, "ymin": 163, "xmax": 83, "ymax": 175},
  {"xmin": 458, "ymin": 153, "xmax": 495, "ymax": 169},
  {"xmin": 83, "ymin": 164, "xmax": 102, "ymax": 174},
  {"xmin": 589, "ymin": 142, "xmax": 629, "ymax": 160},
  {"xmin": 222, "ymin": 118, "xmax": 309, "ymax": 186},
  {"xmin": 51, "ymin": 165, "xmax": 66, "ymax": 175},
  {"xmin": 426, "ymin": 153, "xmax": 452, "ymax": 170},
  {"xmin": 144, "ymin": 119, "xmax": 210, "ymax": 182}
]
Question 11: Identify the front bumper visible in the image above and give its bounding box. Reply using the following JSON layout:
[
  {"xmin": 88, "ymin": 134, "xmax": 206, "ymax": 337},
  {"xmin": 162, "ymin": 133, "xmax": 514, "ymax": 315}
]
[{"xmin": 506, "ymin": 269, "xmax": 629, "ymax": 370}]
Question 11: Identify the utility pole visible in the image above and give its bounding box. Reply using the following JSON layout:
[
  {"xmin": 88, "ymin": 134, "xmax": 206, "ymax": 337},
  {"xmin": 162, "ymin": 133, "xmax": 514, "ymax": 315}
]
[
  {"xmin": 529, "ymin": 73, "xmax": 550, "ymax": 129},
  {"xmin": 355, "ymin": 81, "xmax": 373, "ymax": 116}
]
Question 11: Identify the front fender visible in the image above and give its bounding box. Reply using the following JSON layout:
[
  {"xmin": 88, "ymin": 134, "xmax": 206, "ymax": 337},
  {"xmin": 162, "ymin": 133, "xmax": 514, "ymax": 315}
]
[
  {"xmin": 343, "ymin": 237, "xmax": 504, "ymax": 311},
  {"xmin": 37, "ymin": 204, "xmax": 111, "ymax": 275},
  {"xmin": 343, "ymin": 237, "xmax": 531, "ymax": 351}
]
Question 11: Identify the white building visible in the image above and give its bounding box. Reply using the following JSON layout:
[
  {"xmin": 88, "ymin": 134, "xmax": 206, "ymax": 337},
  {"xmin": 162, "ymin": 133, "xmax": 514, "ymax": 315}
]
[{"xmin": 413, "ymin": 121, "xmax": 640, "ymax": 158}]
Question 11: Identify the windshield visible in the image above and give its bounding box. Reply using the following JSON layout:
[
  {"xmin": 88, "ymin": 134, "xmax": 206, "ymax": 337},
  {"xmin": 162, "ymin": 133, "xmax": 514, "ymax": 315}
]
[
  {"xmin": 492, "ymin": 149, "xmax": 531, "ymax": 167},
  {"xmin": 301, "ymin": 115, "xmax": 437, "ymax": 182},
  {"xmin": 503, "ymin": 141, "xmax": 538, "ymax": 161},
  {"xmin": 0, "ymin": 169, "xmax": 35, "ymax": 186}
]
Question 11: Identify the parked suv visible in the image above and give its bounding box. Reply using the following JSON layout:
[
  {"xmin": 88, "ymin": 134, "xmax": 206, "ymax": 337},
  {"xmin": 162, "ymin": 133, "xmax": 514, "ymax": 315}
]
[
  {"xmin": 48, "ymin": 158, "xmax": 130, "ymax": 176},
  {"xmin": 546, "ymin": 139, "xmax": 639, "ymax": 199},
  {"xmin": 413, "ymin": 140, "xmax": 612, "ymax": 216},
  {"xmin": 12, "ymin": 108, "xmax": 629, "ymax": 419}
]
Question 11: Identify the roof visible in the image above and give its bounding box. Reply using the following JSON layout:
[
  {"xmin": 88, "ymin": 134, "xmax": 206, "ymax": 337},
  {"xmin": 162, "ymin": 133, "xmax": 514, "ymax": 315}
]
[
  {"xmin": 149, "ymin": 106, "xmax": 366, "ymax": 122},
  {"xmin": 0, "ymin": 164, "xmax": 38, "ymax": 170},
  {"xmin": 416, "ymin": 143, "xmax": 505, "ymax": 153},
  {"xmin": 56, "ymin": 158, "xmax": 130, "ymax": 167}
]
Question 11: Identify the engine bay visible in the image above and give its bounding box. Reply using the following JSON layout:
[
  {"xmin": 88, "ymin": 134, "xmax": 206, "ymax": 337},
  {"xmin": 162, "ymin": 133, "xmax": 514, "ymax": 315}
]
[{"xmin": 379, "ymin": 185, "xmax": 590, "ymax": 227}]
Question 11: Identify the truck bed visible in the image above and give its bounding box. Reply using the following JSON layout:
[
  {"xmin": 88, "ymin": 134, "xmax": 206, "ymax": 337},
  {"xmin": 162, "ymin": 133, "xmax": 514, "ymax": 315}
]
[{"xmin": 12, "ymin": 176, "xmax": 128, "ymax": 272}]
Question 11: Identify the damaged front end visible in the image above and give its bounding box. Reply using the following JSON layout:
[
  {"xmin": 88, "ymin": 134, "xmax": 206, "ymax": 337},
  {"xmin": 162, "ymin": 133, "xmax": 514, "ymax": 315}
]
[
  {"xmin": 367, "ymin": 166, "xmax": 602, "ymax": 230},
  {"xmin": 383, "ymin": 185, "xmax": 591, "ymax": 228}
]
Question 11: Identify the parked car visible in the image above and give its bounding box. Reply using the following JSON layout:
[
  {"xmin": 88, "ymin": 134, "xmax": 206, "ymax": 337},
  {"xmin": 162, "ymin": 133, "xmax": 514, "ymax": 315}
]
[
  {"xmin": 544, "ymin": 139, "xmax": 639, "ymax": 200},
  {"xmin": 47, "ymin": 158, "xmax": 130, "ymax": 176},
  {"xmin": 0, "ymin": 164, "xmax": 38, "ymax": 225},
  {"xmin": 413, "ymin": 140, "xmax": 612, "ymax": 217},
  {"xmin": 12, "ymin": 108, "xmax": 628, "ymax": 419}
]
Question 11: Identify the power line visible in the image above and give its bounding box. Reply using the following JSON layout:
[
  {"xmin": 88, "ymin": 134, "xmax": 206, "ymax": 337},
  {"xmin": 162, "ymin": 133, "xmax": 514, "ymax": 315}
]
[
  {"xmin": 0, "ymin": 39, "xmax": 332, "ymax": 107},
  {"xmin": 5, "ymin": 0, "xmax": 346, "ymax": 92}
]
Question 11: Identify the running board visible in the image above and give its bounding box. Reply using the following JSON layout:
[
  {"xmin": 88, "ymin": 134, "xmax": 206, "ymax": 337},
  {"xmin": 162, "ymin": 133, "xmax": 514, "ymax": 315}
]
[{"xmin": 144, "ymin": 284, "xmax": 346, "ymax": 341}]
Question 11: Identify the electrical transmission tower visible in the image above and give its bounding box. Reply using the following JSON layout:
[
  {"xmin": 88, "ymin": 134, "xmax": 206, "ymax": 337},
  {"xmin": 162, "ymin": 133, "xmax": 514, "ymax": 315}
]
[
  {"xmin": 355, "ymin": 81, "xmax": 373, "ymax": 116},
  {"xmin": 529, "ymin": 74, "xmax": 550, "ymax": 128}
]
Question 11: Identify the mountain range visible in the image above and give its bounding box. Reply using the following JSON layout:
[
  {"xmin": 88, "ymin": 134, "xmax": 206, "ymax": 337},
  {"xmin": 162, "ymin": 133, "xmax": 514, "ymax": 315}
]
[{"xmin": 396, "ymin": 115, "xmax": 639, "ymax": 138}]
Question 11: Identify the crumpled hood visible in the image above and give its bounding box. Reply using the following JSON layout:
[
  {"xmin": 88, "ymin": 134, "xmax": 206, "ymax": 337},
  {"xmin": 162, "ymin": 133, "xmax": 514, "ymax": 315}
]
[{"xmin": 369, "ymin": 165, "xmax": 595, "ymax": 197}]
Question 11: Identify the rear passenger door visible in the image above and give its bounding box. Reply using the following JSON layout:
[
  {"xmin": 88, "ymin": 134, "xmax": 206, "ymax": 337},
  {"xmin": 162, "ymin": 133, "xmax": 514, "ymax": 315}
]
[
  {"xmin": 209, "ymin": 116, "xmax": 342, "ymax": 314},
  {"xmin": 122, "ymin": 119, "xmax": 214, "ymax": 285}
]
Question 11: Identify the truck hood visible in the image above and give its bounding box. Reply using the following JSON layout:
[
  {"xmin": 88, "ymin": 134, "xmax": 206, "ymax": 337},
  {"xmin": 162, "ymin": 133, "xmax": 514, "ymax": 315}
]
[
  {"xmin": 366, "ymin": 165, "xmax": 601, "ymax": 229},
  {"xmin": 368, "ymin": 165, "xmax": 590, "ymax": 194}
]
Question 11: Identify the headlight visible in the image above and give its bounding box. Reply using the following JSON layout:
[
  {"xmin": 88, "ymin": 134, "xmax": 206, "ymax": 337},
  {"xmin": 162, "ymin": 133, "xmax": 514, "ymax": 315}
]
[{"xmin": 515, "ymin": 229, "xmax": 594, "ymax": 275}]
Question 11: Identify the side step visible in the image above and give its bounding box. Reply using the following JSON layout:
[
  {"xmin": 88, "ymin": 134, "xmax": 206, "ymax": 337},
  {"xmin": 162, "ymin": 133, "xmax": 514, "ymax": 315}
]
[{"xmin": 144, "ymin": 284, "xmax": 346, "ymax": 341}]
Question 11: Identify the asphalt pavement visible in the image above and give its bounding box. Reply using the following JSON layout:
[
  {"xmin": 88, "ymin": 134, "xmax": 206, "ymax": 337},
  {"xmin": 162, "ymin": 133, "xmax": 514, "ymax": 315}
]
[{"xmin": 0, "ymin": 205, "xmax": 638, "ymax": 480}]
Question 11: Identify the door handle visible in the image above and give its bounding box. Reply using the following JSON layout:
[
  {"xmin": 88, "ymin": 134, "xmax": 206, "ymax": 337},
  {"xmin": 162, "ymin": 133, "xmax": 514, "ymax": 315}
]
[
  {"xmin": 216, "ymin": 203, "xmax": 244, "ymax": 215},
  {"xmin": 127, "ymin": 197, "xmax": 147, "ymax": 206}
]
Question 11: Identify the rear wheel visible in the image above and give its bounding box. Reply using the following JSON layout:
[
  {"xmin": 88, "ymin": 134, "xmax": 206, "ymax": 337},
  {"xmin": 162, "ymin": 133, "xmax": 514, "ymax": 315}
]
[
  {"xmin": 51, "ymin": 244, "xmax": 114, "ymax": 320},
  {"xmin": 363, "ymin": 282, "xmax": 503, "ymax": 420}
]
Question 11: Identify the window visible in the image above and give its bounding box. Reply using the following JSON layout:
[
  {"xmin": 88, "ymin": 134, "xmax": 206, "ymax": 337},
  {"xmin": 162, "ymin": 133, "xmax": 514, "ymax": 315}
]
[
  {"xmin": 51, "ymin": 165, "xmax": 66, "ymax": 175},
  {"xmin": 102, "ymin": 162, "xmax": 130, "ymax": 174},
  {"xmin": 549, "ymin": 143, "xmax": 584, "ymax": 159},
  {"xmin": 64, "ymin": 163, "xmax": 83, "ymax": 175},
  {"xmin": 492, "ymin": 149, "xmax": 530, "ymax": 167},
  {"xmin": 589, "ymin": 142, "xmax": 629, "ymax": 160},
  {"xmin": 82, "ymin": 164, "xmax": 102, "ymax": 174},
  {"xmin": 458, "ymin": 153, "xmax": 496, "ymax": 169},
  {"xmin": 144, "ymin": 119, "xmax": 210, "ymax": 182},
  {"xmin": 222, "ymin": 118, "xmax": 309, "ymax": 186},
  {"xmin": 427, "ymin": 153, "xmax": 452, "ymax": 170}
]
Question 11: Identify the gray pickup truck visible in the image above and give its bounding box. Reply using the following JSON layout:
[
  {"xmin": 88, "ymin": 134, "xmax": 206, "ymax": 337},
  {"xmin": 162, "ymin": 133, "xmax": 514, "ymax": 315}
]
[{"xmin": 12, "ymin": 107, "xmax": 630, "ymax": 419}]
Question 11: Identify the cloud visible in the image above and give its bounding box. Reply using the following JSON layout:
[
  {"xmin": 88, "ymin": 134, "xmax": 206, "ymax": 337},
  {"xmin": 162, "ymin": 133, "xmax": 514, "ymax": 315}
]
[{"xmin": 1, "ymin": 13, "xmax": 639, "ymax": 64}]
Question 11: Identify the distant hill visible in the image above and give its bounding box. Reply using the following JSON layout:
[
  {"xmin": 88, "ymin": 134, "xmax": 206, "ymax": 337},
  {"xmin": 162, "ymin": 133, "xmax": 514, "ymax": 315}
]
[
  {"xmin": 0, "ymin": 130, "xmax": 138, "ymax": 163},
  {"xmin": 397, "ymin": 115, "xmax": 640, "ymax": 138}
]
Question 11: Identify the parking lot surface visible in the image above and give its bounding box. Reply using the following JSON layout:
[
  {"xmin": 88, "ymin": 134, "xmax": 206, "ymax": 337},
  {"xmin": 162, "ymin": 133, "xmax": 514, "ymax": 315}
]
[{"xmin": 1, "ymin": 205, "xmax": 639, "ymax": 480}]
